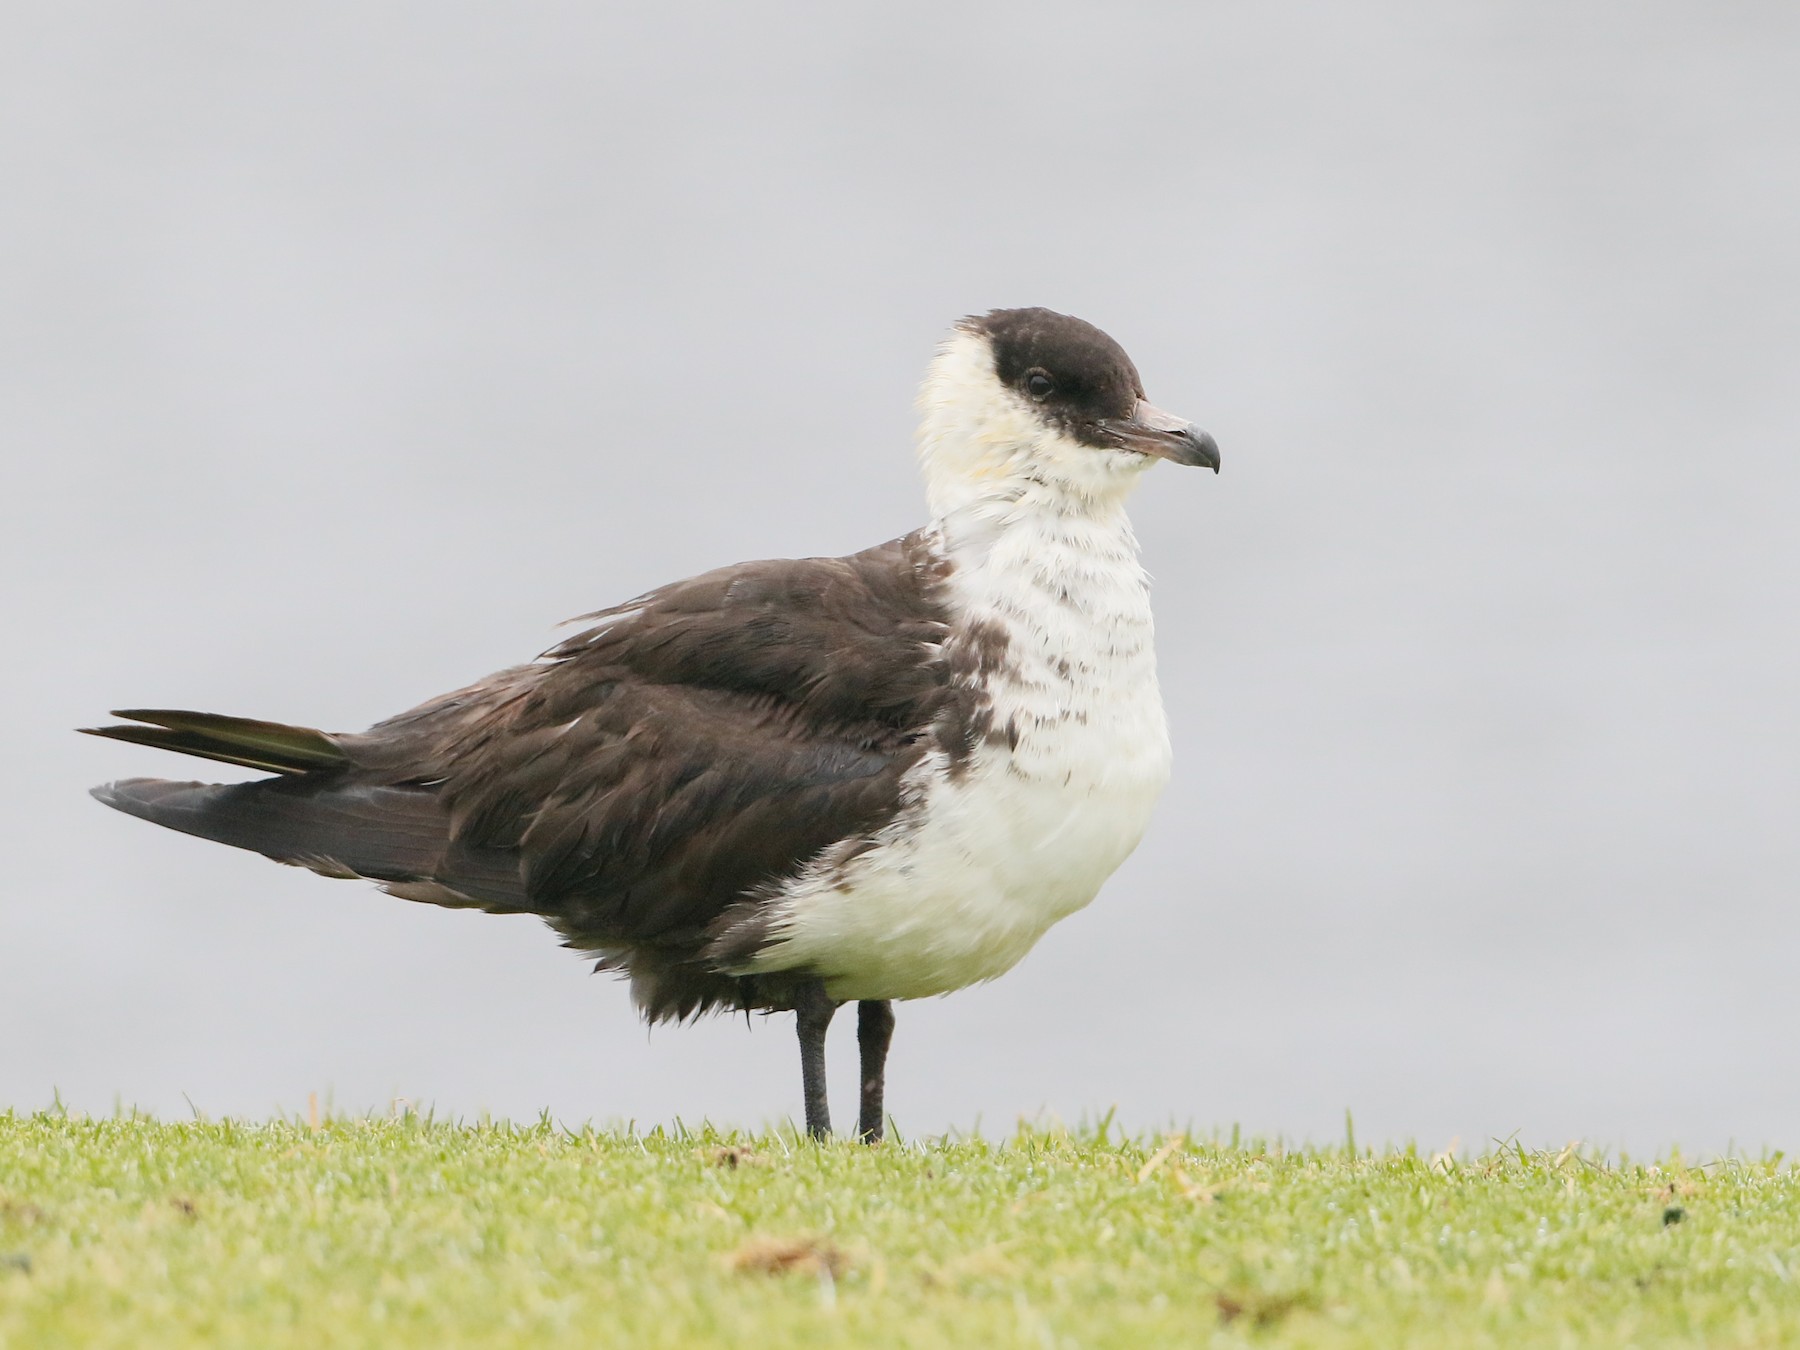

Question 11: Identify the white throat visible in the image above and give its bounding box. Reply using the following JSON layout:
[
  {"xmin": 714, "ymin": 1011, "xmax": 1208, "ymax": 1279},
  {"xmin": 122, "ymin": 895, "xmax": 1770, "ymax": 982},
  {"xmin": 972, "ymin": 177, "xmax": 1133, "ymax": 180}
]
[
  {"xmin": 914, "ymin": 328, "xmax": 1155, "ymax": 521},
  {"xmin": 915, "ymin": 326, "xmax": 1166, "ymax": 746}
]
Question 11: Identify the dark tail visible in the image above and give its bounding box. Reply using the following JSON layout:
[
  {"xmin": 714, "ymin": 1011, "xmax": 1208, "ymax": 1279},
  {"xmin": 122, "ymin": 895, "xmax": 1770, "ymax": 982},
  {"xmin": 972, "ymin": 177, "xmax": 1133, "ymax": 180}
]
[
  {"xmin": 85, "ymin": 712, "xmax": 528, "ymax": 913},
  {"xmin": 90, "ymin": 774, "xmax": 442, "ymax": 873},
  {"xmin": 79, "ymin": 709, "xmax": 349, "ymax": 775}
]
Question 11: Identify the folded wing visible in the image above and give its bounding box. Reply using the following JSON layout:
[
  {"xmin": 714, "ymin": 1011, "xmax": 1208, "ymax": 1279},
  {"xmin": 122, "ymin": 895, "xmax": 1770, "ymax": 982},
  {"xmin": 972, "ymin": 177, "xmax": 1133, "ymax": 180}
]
[{"xmin": 87, "ymin": 533, "xmax": 967, "ymax": 1018}]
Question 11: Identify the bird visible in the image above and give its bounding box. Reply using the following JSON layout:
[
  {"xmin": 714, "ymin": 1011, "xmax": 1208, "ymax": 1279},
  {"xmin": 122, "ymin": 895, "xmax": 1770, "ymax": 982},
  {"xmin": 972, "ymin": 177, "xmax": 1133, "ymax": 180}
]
[{"xmin": 83, "ymin": 306, "xmax": 1220, "ymax": 1143}]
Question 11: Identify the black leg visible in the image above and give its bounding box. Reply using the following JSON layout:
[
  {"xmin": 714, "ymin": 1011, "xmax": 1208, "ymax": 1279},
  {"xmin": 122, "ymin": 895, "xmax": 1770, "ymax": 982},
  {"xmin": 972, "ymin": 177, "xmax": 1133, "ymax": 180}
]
[
  {"xmin": 794, "ymin": 978, "xmax": 839, "ymax": 1141},
  {"xmin": 856, "ymin": 999, "xmax": 895, "ymax": 1144}
]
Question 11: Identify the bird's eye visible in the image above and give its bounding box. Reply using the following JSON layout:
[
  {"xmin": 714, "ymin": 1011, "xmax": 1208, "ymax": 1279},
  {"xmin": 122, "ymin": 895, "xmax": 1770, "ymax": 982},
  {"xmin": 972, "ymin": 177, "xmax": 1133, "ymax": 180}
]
[{"xmin": 1026, "ymin": 370, "xmax": 1054, "ymax": 400}]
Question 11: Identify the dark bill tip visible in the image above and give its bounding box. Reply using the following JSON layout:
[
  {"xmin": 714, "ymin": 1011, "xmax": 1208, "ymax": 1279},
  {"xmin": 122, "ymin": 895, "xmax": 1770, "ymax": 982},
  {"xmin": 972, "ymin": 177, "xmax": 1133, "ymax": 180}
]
[{"xmin": 1183, "ymin": 427, "xmax": 1222, "ymax": 473}]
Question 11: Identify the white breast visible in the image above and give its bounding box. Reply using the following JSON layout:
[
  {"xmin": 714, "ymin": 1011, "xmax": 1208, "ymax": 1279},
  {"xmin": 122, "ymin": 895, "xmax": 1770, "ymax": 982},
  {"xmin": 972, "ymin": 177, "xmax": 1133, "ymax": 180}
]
[{"xmin": 755, "ymin": 507, "xmax": 1172, "ymax": 1002}]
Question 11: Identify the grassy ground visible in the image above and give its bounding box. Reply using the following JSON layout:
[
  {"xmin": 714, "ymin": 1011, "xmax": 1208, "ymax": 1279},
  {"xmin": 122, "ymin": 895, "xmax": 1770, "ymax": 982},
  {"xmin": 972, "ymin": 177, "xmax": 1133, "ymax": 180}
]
[{"xmin": 3, "ymin": 1111, "xmax": 1798, "ymax": 1347}]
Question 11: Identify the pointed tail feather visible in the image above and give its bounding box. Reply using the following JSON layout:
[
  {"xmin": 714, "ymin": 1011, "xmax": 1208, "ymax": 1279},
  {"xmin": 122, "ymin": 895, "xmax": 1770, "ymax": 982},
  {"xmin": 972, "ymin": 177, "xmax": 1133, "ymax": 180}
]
[
  {"xmin": 91, "ymin": 776, "xmax": 443, "ymax": 875},
  {"xmin": 79, "ymin": 710, "xmax": 348, "ymax": 775},
  {"xmin": 91, "ymin": 776, "xmax": 529, "ymax": 913}
]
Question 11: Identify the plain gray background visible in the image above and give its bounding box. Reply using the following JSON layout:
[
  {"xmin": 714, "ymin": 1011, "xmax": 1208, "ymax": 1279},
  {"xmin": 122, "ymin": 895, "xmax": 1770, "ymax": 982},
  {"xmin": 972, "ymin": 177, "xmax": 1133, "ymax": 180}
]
[{"xmin": 4, "ymin": 3, "xmax": 1796, "ymax": 1154}]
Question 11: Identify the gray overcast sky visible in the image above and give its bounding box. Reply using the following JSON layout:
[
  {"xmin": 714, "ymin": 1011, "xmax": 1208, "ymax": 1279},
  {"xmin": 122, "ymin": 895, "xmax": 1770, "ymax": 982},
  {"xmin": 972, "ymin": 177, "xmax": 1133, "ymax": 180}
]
[{"xmin": 3, "ymin": 2, "xmax": 1797, "ymax": 1154}]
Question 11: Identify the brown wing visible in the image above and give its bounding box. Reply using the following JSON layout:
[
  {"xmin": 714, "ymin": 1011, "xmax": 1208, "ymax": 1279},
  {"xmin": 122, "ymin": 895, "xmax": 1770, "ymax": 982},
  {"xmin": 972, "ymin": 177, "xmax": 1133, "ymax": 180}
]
[
  {"xmin": 87, "ymin": 532, "xmax": 984, "ymax": 1020},
  {"xmin": 337, "ymin": 532, "xmax": 974, "ymax": 1009}
]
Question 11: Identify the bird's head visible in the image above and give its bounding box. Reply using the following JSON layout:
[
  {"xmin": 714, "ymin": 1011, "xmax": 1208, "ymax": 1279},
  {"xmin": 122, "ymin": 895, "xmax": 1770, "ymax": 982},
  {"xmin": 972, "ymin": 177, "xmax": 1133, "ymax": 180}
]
[{"xmin": 916, "ymin": 307, "xmax": 1218, "ymax": 519}]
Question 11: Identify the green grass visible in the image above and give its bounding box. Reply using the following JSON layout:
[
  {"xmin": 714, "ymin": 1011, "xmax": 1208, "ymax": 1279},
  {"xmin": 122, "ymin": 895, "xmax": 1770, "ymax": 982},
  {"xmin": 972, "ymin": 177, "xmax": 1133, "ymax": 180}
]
[{"xmin": 3, "ymin": 1111, "xmax": 1798, "ymax": 1347}]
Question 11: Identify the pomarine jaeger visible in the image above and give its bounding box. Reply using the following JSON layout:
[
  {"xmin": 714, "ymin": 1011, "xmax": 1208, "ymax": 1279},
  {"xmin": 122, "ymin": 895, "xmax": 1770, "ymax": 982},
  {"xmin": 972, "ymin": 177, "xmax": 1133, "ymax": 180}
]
[{"xmin": 84, "ymin": 307, "xmax": 1220, "ymax": 1142}]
